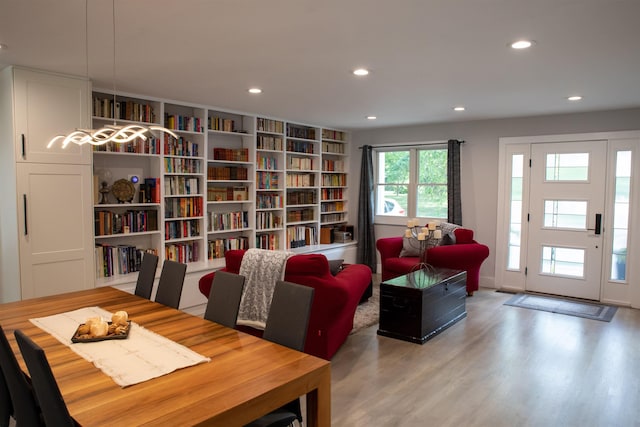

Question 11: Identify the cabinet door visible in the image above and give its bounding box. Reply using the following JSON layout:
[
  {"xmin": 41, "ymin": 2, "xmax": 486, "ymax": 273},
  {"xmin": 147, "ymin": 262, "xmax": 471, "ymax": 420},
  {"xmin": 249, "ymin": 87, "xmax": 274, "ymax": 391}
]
[
  {"xmin": 13, "ymin": 68, "xmax": 91, "ymax": 164},
  {"xmin": 16, "ymin": 163, "xmax": 94, "ymax": 298}
]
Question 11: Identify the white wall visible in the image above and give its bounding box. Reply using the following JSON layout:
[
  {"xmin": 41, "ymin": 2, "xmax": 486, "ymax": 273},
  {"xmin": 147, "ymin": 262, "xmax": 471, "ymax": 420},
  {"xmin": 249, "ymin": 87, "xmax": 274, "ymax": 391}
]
[{"xmin": 349, "ymin": 107, "xmax": 640, "ymax": 287}]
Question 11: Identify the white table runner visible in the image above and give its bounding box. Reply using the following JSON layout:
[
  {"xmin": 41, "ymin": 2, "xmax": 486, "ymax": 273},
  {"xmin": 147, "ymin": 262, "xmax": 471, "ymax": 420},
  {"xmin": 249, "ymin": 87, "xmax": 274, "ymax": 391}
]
[{"xmin": 30, "ymin": 306, "xmax": 210, "ymax": 387}]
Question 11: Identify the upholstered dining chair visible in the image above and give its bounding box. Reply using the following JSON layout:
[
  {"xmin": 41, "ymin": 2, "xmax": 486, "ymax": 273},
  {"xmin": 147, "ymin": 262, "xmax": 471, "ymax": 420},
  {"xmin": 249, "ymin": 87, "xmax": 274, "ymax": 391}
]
[
  {"xmin": 0, "ymin": 364, "xmax": 11, "ymax": 427},
  {"xmin": 154, "ymin": 260, "xmax": 187, "ymax": 309},
  {"xmin": 0, "ymin": 325, "xmax": 42, "ymax": 427},
  {"xmin": 203, "ymin": 271, "xmax": 246, "ymax": 328},
  {"xmin": 245, "ymin": 281, "xmax": 315, "ymax": 427},
  {"xmin": 134, "ymin": 253, "xmax": 159, "ymax": 299},
  {"xmin": 14, "ymin": 330, "xmax": 77, "ymax": 427}
]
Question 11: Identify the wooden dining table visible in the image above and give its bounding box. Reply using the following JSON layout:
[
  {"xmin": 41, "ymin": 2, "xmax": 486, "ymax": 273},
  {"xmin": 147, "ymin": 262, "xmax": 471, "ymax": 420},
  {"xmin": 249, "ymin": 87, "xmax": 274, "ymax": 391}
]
[{"xmin": 0, "ymin": 286, "xmax": 331, "ymax": 426}]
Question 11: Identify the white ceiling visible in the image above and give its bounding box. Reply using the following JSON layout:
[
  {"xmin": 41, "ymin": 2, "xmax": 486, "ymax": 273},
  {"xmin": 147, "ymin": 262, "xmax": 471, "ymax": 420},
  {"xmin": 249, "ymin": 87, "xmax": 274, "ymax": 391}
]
[{"xmin": 1, "ymin": 0, "xmax": 639, "ymax": 130}]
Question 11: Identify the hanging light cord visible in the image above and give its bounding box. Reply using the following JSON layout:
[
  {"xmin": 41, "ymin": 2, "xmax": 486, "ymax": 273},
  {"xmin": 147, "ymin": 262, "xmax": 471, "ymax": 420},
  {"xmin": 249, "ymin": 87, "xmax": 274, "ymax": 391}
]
[{"xmin": 112, "ymin": 0, "xmax": 117, "ymax": 125}]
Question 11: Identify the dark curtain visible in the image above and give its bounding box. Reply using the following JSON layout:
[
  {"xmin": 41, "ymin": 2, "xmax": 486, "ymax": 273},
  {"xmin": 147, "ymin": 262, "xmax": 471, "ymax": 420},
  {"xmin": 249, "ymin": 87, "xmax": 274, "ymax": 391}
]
[
  {"xmin": 447, "ymin": 139, "xmax": 462, "ymax": 225},
  {"xmin": 356, "ymin": 145, "xmax": 376, "ymax": 272}
]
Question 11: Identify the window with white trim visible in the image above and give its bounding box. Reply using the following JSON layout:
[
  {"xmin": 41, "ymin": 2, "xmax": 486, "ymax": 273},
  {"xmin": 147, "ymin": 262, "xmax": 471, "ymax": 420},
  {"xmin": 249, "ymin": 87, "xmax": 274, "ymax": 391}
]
[{"xmin": 374, "ymin": 146, "xmax": 448, "ymax": 221}]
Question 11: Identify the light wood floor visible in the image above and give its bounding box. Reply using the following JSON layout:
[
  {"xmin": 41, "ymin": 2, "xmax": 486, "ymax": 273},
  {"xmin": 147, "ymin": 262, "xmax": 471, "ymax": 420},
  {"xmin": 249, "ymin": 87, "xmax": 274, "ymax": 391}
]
[{"xmin": 329, "ymin": 287, "xmax": 640, "ymax": 427}]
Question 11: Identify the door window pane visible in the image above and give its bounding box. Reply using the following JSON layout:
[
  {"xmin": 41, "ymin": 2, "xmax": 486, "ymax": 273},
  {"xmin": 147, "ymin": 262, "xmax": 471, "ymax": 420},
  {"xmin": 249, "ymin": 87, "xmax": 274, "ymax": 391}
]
[
  {"xmin": 610, "ymin": 151, "xmax": 631, "ymax": 281},
  {"xmin": 541, "ymin": 246, "xmax": 585, "ymax": 278},
  {"xmin": 543, "ymin": 200, "xmax": 587, "ymax": 229},
  {"xmin": 545, "ymin": 153, "xmax": 589, "ymax": 181},
  {"xmin": 507, "ymin": 154, "xmax": 524, "ymax": 269}
]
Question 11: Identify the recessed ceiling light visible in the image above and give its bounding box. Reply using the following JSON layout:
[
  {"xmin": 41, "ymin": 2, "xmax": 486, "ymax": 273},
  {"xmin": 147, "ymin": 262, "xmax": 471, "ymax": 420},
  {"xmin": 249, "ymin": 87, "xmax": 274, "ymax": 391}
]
[
  {"xmin": 366, "ymin": 116, "xmax": 377, "ymax": 120},
  {"xmin": 510, "ymin": 40, "xmax": 534, "ymax": 49},
  {"xmin": 248, "ymin": 88, "xmax": 262, "ymax": 94},
  {"xmin": 353, "ymin": 68, "xmax": 369, "ymax": 76},
  {"xmin": 567, "ymin": 95, "xmax": 583, "ymax": 101},
  {"xmin": 453, "ymin": 106, "xmax": 465, "ymax": 111},
  {"xmin": 0, "ymin": 44, "xmax": 7, "ymax": 50}
]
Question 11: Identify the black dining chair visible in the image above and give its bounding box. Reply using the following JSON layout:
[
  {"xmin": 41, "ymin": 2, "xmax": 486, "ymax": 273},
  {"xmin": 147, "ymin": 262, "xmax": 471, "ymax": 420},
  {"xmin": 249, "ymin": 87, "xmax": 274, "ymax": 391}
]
[
  {"xmin": 0, "ymin": 325, "xmax": 43, "ymax": 427},
  {"xmin": 245, "ymin": 281, "xmax": 315, "ymax": 427},
  {"xmin": 154, "ymin": 260, "xmax": 187, "ymax": 309},
  {"xmin": 14, "ymin": 330, "xmax": 77, "ymax": 427},
  {"xmin": 203, "ymin": 271, "xmax": 246, "ymax": 328},
  {"xmin": 0, "ymin": 360, "xmax": 12, "ymax": 427},
  {"xmin": 134, "ymin": 252, "xmax": 159, "ymax": 299}
]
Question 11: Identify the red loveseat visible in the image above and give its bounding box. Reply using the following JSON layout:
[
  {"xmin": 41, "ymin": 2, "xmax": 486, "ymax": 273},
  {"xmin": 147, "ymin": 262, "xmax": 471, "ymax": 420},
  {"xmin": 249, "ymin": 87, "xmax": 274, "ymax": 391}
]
[
  {"xmin": 376, "ymin": 228, "xmax": 489, "ymax": 295},
  {"xmin": 198, "ymin": 249, "xmax": 372, "ymax": 360}
]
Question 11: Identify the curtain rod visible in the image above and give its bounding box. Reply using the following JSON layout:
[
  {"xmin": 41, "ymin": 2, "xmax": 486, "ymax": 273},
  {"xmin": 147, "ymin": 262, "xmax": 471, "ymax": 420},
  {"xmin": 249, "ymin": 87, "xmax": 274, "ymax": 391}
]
[{"xmin": 358, "ymin": 139, "xmax": 464, "ymax": 149}]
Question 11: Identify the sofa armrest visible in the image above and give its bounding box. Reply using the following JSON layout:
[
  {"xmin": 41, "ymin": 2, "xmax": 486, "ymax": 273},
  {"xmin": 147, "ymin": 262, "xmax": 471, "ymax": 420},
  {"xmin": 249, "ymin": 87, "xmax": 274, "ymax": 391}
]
[{"xmin": 376, "ymin": 236, "xmax": 404, "ymax": 262}]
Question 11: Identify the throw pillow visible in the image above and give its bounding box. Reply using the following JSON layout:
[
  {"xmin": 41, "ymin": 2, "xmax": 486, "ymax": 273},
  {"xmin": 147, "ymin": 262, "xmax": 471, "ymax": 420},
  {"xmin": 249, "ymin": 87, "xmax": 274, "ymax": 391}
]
[
  {"xmin": 399, "ymin": 237, "xmax": 421, "ymax": 257},
  {"xmin": 328, "ymin": 259, "xmax": 344, "ymax": 275},
  {"xmin": 439, "ymin": 231, "xmax": 457, "ymax": 246}
]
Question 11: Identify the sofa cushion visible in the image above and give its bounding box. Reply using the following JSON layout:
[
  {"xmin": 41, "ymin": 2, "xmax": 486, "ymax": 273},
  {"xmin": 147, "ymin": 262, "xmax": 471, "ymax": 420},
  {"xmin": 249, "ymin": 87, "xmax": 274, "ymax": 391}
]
[
  {"xmin": 399, "ymin": 236, "xmax": 421, "ymax": 257},
  {"xmin": 439, "ymin": 231, "xmax": 456, "ymax": 246},
  {"xmin": 454, "ymin": 228, "xmax": 474, "ymax": 244}
]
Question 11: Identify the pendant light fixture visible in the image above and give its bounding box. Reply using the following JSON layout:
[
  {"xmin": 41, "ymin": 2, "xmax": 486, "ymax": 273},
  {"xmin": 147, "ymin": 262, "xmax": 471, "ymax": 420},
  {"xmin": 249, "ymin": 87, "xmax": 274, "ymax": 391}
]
[{"xmin": 48, "ymin": 0, "xmax": 177, "ymax": 149}]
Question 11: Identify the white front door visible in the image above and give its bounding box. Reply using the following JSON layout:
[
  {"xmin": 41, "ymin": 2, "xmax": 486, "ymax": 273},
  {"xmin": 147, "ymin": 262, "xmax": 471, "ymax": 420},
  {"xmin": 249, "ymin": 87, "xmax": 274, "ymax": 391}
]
[{"xmin": 526, "ymin": 140, "xmax": 607, "ymax": 300}]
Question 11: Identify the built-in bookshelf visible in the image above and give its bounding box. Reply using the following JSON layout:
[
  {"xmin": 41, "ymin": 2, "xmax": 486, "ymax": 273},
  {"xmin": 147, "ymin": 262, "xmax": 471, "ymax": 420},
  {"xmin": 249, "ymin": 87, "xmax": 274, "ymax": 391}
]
[
  {"xmin": 92, "ymin": 90, "xmax": 350, "ymax": 285},
  {"xmin": 206, "ymin": 109, "xmax": 255, "ymax": 259},
  {"xmin": 255, "ymin": 118, "xmax": 285, "ymax": 250}
]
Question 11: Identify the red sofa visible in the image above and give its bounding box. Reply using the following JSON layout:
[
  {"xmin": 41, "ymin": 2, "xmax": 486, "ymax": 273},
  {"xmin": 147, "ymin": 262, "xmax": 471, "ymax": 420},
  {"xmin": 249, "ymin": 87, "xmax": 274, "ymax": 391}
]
[
  {"xmin": 376, "ymin": 228, "xmax": 489, "ymax": 295},
  {"xmin": 198, "ymin": 249, "xmax": 372, "ymax": 360}
]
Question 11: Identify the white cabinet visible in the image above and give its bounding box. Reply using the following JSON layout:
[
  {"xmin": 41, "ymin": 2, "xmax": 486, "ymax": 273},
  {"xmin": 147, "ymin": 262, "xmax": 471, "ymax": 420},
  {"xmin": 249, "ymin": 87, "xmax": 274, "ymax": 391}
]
[
  {"xmin": 0, "ymin": 67, "xmax": 93, "ymax": 302},
  {"xmin": 13, "ymin": 67, "xmax": 91, "ymax": 165},
  {"xmin": 16, "ymin": 163, "xmax": 94, "ymax": 298}
]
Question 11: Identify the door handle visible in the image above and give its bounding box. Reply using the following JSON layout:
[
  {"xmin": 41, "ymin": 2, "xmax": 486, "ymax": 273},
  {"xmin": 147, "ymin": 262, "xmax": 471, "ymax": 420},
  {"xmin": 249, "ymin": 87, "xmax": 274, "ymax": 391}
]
[
  {"xmin": 23, "ymin": 194, "xmax": 28, "ymax": 236},
  {"xmin": 587, "ymin": 213, "xmax": 602, "ymax": 235}
]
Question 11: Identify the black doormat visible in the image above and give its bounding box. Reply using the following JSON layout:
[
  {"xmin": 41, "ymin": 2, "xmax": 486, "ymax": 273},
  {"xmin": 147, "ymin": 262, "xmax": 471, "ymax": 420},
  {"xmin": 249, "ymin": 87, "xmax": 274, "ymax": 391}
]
[{"xmin": 504, "ymin": 293, "xmax": 617, "ymax": 322}]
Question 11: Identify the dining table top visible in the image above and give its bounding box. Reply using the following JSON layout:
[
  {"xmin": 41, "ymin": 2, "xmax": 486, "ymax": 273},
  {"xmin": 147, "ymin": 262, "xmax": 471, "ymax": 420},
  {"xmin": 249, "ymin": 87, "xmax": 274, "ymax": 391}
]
[{"xmin": 0, "ymin": 286, "xmax": 331, "ymax": 427}]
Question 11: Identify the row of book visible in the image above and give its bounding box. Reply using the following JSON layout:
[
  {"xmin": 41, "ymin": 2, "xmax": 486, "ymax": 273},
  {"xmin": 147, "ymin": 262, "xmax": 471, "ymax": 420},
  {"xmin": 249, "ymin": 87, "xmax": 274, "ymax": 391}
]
[
  {"xmin": 256, "ymin": 211, "xmax": 283, "ymax": 230},
  {"xmin": 208, "ymin": 117, "xmax": 236, "ymax": 132},
  {"xmin": 165, "ymin": 219, "xmax": 201, "ymax": 241},
  {"xmin": 257, "ymin": 135, "xmax": 283, "ymax": 151},
  {"xmin": 322, "ymin": 174, "xmax": 347, "ymax": 187},
  {"xmin": 141, "ymin": 178, "xmax": 161, "ymax": 204},
  {"xmin": 322, "ymin": 141, "xmax": 346, "ymax": 154},
  {"xmin": 207, "ymin": 186, "xmax": 248, "ymax": 202},
  {"xmin": 286, "ymin": 140, "xmax": 316, "ymax": 154},
  {"xmin": 165, "ymin": 114, "xmax": 203, "ymax": 133},
  {"xmin": 322, "ymin": 159, "xmax": 345, "ymax": 172},
  {"xmin": 95, "ymin": 244, "xmax": 157, "ymax": 278},
  {"xmin": 165, "ymin": 241, "xmax": 200, "ymax": 263},
  {"xmin": 322, "ymin": 129, "xmax": 346, "ymax": 142},
  {"xmin": 287, "ymin": 124, "xmax": 316, "ymax": 140},
  {"xmin": 256, "ymin": 154, "xmax": 279, "ymax": 170},
  {"xmin": 164, "ymin": 135, "xmax": 200, "ymax": 157},
  {"xmin": 321, "ymin": 201, "xmax": 345, "ymax": 213},
  {"xmin": 257, "ymin": 193, "xmax": 283, "ymax": 209},
  {"xmin": 207, "ymin": 166, "xmax": 248, "ymax": 181},
  {"xmin": 287, "ymin": 208, "xmax": 315, "ymax": 223},
  {"xmin": 92, "ymin": 137, "xmax": 161, "ymax": 154},
  {"xmin": 207, "ymin": 237, "xmax": 249, "ymax": 260},
  {"xmin": 321, "ymin": 188, "xmax": 344, "ymax": 200},
  {"xmin": 207, "ymin": 211, "xmax": 249, "ymax": 232},
  {"xmin": 213, "ymin": 148, "xmax": 249, "ymax": 162},
  {"xmin": 93, "ymin": 97, "xmax": 156, "ymax": 123},
  {"xmin": 287, "ymin": 156, "xmax": 315, "ymax": 171},
  {"xmin": 255, "ymin": 233, "xmax": 280, "ymax": 250},
  {"xmin": 286, "ymin": 225, "xmax": 317, "ymax": 248},
  {"xmin": 165, "ymin": 176, "xmax": 200, "ymax": 196},
  {"xmin": 286, "ymin": 173, "xmax": 316, "ymax": 187},
  {"xmin": 257, "ymin": 118, "xmax": 284, "ymax": 134},
  {"xmin": 95, "ymin": 209, "xmax": 158, "ymax": 236},
  {"xmin": 164, "ymin": 157, "xmax": 202, "ymax": 174},
  {"xmin": 256, "ymin": 172, "xmax": 280, "ymax": 189},
  {"xmin": 287, "ymin": 190, "xmax": 316, "ymax": 205},
  {"xmin": 164, "ymin": 197, "xmax": 203, "ymax": 219},
  {"xmin": 321, "ymin": 213, "xmax": 347, "ymax": 224}
]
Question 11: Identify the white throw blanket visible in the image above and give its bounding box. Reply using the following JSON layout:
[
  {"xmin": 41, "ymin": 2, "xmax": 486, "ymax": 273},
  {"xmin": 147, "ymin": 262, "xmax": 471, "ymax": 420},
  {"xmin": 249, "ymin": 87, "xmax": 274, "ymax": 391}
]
[{"xmin": 237, "ymin": 248, "xmax": 294, "ymax": 329}]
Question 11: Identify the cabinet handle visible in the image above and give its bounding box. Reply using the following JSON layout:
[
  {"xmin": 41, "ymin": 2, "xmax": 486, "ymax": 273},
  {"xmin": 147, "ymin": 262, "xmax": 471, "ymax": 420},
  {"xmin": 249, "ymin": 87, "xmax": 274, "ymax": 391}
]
[
  {"xmin": 21, "ymin": 134, "xmax": 26, "ymax": 159},
  {"xmin": 23, "ymin": 194, "xmax": 28, "ymax": 235}
]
